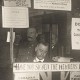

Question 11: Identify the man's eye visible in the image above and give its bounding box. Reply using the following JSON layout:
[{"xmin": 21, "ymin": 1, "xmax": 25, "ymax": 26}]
[{"xmin": 39, "ymin": 49, "xmax": 43, "ymax": 52}]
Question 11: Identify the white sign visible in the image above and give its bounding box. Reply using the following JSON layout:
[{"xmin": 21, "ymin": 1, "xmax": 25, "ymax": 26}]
[
  {"xmin": 34, "ymin": 0, "xmax": 71, "ymax": 11},
  {"xmin": 13, "ymin": 63, "xmax": 80, "ymax": 72},
  {"xmin": 2, "ymin": 6, "xmax": 29, "ymax": 28},
  {"xmin": 71, "ymin": 18, "xmax": 80, "ymax": 50},
  {"xmin": 70, "ymin": 72, "xmax": 80, "ymax": 80},
  {"xmin": 4, "ymin": 0, "xmax": 31, "ymax": 7},
  {"xmin": 14, "ymin": 72, "xmax": 39, "ymax": 80},
  {"xmin": 6, "ymin": 31, "xmax": 15, "ymax": 42}
]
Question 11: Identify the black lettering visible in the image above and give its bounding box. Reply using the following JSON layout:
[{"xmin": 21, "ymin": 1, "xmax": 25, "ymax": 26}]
[
  {"xmin": 77, "ymin": 29, "xmax": 80, "ymax": 31},
  {"xmin": 59, "ymin": 64, "xmax": 63, "ymax": 70},
  {"xmin": 42, "ymin": 64, "xmax": 49, "ymax": 70},
  {"xmin": 51, "ymin": 64, "xmax": 57, "ymax": 70},
  {"xmin": 74, "ymin": 33, "xmax": 80, "ymax": 36},
  {"xmin": 75, "ymin": 22, "xmax": 80, "ymax": 26},
  {"xmin": 35, "ymin": 64, "xmax": 40, "ymax": 70},
  {"xmin": 75, "ymin": 22, "xmax": 78, "ymax": 26}
]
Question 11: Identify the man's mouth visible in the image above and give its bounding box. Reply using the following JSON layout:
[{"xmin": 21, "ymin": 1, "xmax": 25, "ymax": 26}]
[{"xmin": 28, "ymin": 36, "xmax": 32, "ymax": 39}]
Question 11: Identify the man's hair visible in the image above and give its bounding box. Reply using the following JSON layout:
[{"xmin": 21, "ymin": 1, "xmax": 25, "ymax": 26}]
[
  {"xmin": 27, "ymin": 27, "xmax": 37, "ymax": 33},
  {"xmin": 38, "ymin": 40, "xmax": 49, "ymax": 47}
]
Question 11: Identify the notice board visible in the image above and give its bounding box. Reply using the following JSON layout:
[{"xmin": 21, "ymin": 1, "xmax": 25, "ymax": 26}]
[
  {"xmin": 34, "ymin": 0, "xmax": 71, "ymax": 11},
  {"xmin": 2, "ymin": 6, "xmax": 29, "ymax": 28},
  {"xmin": 3, "ymin": 0, "xmax": 31, "ymax": 7},
  {"xmin": 71, "ymin": 18, "xmax": 80, "ymax": 50}
]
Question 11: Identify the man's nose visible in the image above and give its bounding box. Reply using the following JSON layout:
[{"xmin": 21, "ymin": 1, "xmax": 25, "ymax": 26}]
[{"xmin": 40, "ymin": 52, "xmax": 44, "ymax": 56}]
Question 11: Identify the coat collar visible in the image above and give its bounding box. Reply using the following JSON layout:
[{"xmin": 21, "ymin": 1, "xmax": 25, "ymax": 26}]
[{"xmin": 33, "ymin": 57, "xmax": 44, "ymax": 62}]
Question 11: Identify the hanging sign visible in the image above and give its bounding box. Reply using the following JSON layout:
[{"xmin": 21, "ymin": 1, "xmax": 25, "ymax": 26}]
[
  {"xmin": 71, "ymin": 18, "xmax": 80, "ymax": 50},
  {"xmin": 6, "ymin": 31, "xmax": 15, "ymax": 42},
  {"xmin": 34, "ymin": 0, "xmax": 71, "ymax": 11},
  {"xmin": 13, "ymin": 63, "xmax": 80, "ymax": 72},
  {"xmin": 3, "ymin": 0, "xmax": 31, "ymax": 7},
  {"xmin": 2, "ymin": 6, "xmax": 29, "ymax": 28},
  {"xmin": 14, "ymin": 72, "xmax": 39, "ymax": 80}
]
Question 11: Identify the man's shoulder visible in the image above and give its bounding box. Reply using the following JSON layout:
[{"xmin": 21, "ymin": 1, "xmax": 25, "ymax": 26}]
[
  {"xmin": 19, "ymin": 42, "xmax": 28, "ymax": 46},
  {"xmin": 27, "ymin": 56, "xmax": 34, "ymax": 62},
  {"xmin": 27, "ymin": 57, "xmax": 53, "ymax": 63},
  {"xmin": 44, "ymin": 57, "xmax": 52, "ymax": 62},
  {"xmin": 19, "ymin": 41, "xmax": 38, "ymax": 47}
]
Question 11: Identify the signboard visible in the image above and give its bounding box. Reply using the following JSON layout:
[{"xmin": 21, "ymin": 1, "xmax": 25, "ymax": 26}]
[
  {"xmin": 2, "ymin": 6, "xmax": 29, "ymax": 28},
  {"xmin": 70, "ymin": 72, "xmax": 80, "ymax": 80},
  {"xmin": 14, "ymin": 72, "xmax": 52, "ymax": 80},
  {"xmin": 3, "ymin": 0, "xmax": 31, "ymax": 7},
  {"xmin": 14, "ymin": 72, "xmax": 39, "ymax": 80},
  {"xmin": 71, "ymin": 18, "xmax": 80, "ymax": 50},
  {"xmin": 13, "ymin": 63, "xmax": 80, "ymax": 72},
  {"xmin": 6, "ymin": 31, "xmax": 15, "ymax": 42},
  {"xmin": 34, "ymin": 0, "xmax": 71, "ymax": 11}
]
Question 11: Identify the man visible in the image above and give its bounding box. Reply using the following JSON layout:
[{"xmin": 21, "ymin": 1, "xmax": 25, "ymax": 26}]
[
  {"xmin": 16, "ymin": 27, "xmax": 38, "ymax": 62},
  {"xmin": 29, "ymin": 41, "xmax": 60, "ymax": 80},
  {"xmin": 37, "ymin": 33, "xmax": 58, "ymax": 61},
  {"xmin": 27, "ymin": 27, "xmax": 38, "ymax": 42},
  {"xmin": 28, "ymin": 41, "xmax": 50, "ymax": 62}
]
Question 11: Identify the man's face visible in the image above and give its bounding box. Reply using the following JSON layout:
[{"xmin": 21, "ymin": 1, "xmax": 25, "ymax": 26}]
[
  {"xmin": 27, "ymin": 28, "xmax": 37, "ymax": 42},
  {"xmin": 36, "ymin": 43, "xmax": 48, "ymax": 60}
]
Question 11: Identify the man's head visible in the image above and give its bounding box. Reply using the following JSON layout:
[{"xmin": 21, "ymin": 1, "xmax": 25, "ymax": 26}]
[
  {"xmin": 35, "ymin": 42, "xmax": 49, "ymax": 60},
  {"xmin": 27, "ymin": 28, "xmax": 38, "ymax": 42}
]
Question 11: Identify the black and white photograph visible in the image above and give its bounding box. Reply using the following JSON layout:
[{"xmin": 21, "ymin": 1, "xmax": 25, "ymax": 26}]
[{"xmin": 0, "ymin": 0, "xmax": 80, "ymax": 80}]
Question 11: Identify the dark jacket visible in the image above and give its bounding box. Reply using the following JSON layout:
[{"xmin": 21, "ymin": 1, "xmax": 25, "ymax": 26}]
[
  {"xmin": 27, "ymin": 55, "xmax": 53, "ymax": 62},
  {"xmin": 15, "ymin": 41, "xmax": 38, "ymax": 62}
]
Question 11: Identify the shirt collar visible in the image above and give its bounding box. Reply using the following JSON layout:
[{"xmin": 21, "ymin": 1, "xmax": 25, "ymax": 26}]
[{"xmin": 33, "ymin": 57, "xmax": 44, "ymax": 62}]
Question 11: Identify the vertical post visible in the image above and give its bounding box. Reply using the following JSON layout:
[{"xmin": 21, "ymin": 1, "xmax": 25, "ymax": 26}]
[
  {"xmin": 49, "ymin": 24, "xmax": 52, "ymax": 59},
  {"xmin": 10, "ymin": 28, "xmax": 14, "ymax": 80},
  {"xmin": 10, "ymin": 28, "xmax": 14, "ymax": 65}
]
